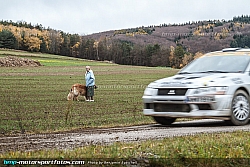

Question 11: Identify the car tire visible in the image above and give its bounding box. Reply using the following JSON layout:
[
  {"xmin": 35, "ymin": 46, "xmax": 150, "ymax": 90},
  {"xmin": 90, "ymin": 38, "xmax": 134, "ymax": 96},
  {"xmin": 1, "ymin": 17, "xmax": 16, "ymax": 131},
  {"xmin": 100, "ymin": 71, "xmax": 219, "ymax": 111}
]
[
  {"xmin": 230, "ymin": 90, "xmax": 250, "ymax": 126},
  {"xmin": 153, "ymin": 116, "xmax": 176, "ymax": 125}
]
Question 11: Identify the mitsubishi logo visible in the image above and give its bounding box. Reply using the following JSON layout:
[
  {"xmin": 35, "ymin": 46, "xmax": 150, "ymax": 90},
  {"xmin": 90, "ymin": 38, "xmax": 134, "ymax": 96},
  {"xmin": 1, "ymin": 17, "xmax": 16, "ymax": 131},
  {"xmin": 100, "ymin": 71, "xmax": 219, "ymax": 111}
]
[{"xmin": 168, "ymin": 90, "xmax": 175, "ymax": 94}]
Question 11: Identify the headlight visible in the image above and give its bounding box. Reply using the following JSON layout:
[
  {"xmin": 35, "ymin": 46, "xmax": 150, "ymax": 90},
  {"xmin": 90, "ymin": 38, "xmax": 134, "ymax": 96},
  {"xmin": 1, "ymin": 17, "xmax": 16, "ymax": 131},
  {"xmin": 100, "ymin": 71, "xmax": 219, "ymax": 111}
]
[
  {"xmin": 193, "ymin": 86, "xmax": 228, "ymax": 95},
  {"xmin": 144, "ymin": 87, "xmax": 153, "ymax": 96},
  {"xmin": 143, "ymin": 82, "xmax": 157, "ymax": 96}
]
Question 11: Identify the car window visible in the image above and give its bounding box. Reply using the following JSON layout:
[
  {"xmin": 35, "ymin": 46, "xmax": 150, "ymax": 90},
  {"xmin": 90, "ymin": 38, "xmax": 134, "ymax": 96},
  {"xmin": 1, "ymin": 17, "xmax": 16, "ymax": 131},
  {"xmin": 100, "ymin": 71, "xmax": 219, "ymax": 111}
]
[{"xmin": 179, "ymin": 55, "xmax": 250, "ymax": 74}]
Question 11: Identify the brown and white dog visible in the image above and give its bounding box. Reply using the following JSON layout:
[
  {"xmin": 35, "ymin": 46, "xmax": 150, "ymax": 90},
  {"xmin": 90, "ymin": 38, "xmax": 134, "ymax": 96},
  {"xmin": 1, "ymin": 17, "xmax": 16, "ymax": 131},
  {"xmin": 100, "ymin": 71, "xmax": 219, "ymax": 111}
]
[
  {"xmin": 67, "ymin": 84, "xmax": 87, "ymax": 101},
  {"xmin": 67, "ymin": 84, "xmax": 97, "ymax": 101}
]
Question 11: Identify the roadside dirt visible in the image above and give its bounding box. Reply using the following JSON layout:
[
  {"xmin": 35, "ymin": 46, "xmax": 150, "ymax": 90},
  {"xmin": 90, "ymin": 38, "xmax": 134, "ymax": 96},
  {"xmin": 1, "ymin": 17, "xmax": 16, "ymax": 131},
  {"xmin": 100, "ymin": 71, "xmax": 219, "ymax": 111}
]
[{"xmin": 1, "ymin": 119, "xmax": 250, "ymax": 154}]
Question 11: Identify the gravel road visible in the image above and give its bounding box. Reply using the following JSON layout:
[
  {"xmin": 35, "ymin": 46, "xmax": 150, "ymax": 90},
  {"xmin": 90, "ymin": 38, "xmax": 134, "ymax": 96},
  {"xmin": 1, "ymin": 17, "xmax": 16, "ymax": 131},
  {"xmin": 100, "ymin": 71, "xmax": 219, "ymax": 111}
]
[{"xmin": 1, "ymin": 119, "xmax": 250, "ymax": 154}]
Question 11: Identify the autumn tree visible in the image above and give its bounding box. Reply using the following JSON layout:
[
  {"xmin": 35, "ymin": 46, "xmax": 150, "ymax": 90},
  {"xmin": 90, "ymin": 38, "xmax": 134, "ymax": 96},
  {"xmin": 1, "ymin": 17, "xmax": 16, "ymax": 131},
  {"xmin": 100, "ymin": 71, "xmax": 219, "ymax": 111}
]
[
  {"xmin": 169, "ymin": 46, "xmax": 177, "ymax": 68},
  {"xmin": 181, "ymin": 53, "xmax": 193, "ymax": 68},
  {"xmin": 168, "ymin": 45, "xmax": 186, "ymax": 68},
  {"xmin": 22, "ymin": 29, "xmax": 42, "ymax": 52},
  {"xmin": 193, "ymin": 52, "xmax": 203, "ymax": 59},
  {"xmin": 70, "ymin": 34, "xmax": 81, "ymax": 57}
]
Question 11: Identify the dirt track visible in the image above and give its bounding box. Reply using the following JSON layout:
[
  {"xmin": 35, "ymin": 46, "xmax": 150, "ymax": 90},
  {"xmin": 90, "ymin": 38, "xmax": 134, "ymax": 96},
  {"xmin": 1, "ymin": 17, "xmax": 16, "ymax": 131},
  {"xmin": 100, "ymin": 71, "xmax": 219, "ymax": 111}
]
[{"xmin": 1, "ymin": 119, "xmax": 250, "ymax": 154}]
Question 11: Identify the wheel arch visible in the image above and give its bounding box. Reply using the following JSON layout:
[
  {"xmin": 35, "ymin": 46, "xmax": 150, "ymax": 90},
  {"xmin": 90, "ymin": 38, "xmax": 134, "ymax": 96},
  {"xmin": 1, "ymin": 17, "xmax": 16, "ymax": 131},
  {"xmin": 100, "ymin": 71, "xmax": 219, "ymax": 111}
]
[{"xmin": 235, "ymin": 87, "xmax": 249, "ymax": 96}]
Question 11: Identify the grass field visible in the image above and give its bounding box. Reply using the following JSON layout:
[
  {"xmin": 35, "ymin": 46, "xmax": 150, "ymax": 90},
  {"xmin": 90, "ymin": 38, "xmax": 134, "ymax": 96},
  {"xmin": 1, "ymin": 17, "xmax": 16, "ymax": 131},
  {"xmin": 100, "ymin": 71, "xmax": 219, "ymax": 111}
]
[
  {"xmin": 0, "ymin": 49, "xmax": 178, "ymax": 134},
  {"xmin": 1, "ymin": 49, "xmax": 249, "ymax": 166}
]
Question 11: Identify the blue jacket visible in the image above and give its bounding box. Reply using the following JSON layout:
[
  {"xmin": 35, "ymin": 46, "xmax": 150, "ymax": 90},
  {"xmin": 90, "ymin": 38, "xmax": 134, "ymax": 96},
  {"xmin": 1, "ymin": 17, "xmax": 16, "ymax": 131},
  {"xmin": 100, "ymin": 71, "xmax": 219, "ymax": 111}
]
[{"xmin": 85, "ymin": 70, "xmax": 95, "ymax": 86}]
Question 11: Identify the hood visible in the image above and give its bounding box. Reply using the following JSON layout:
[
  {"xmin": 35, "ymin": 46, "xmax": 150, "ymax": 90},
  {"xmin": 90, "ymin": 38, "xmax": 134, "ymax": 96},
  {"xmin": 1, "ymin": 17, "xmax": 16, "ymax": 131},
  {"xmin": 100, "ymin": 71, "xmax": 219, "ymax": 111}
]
[{"xmin": 152, "ymin": 73, "xmax": 243, "ymax": 88}]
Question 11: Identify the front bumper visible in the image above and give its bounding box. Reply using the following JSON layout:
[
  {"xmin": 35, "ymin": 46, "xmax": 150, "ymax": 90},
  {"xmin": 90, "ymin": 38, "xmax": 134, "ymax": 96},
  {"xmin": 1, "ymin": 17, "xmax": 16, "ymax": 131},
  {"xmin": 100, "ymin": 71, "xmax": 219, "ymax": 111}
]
[{"xmin": 142, "ymin": 94, "xmax": 233, "ymax": 119}]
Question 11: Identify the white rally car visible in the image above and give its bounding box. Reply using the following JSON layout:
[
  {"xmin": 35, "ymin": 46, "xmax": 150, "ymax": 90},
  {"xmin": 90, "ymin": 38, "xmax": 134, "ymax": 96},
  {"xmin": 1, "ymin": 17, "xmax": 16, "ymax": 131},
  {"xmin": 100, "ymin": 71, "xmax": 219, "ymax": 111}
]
[{"xmin": 143, "ymin": 48, "xmax": 250, "ymax": 126}]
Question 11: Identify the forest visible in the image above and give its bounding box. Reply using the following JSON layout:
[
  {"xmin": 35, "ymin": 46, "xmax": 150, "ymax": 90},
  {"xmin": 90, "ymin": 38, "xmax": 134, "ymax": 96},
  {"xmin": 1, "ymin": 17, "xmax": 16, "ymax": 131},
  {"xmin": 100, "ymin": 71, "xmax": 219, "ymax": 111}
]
[{"xmin": 0, "ymin": 15, "xmax": 250, "ymax": 68}]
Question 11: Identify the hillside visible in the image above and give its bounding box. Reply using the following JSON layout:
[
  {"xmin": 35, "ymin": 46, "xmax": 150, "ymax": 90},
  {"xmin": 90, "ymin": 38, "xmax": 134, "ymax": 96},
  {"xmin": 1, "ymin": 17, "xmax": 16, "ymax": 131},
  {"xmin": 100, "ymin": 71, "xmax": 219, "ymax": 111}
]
[{"xmin": 84, "ymin": 19, "xmax": 250, "ymax": 54}]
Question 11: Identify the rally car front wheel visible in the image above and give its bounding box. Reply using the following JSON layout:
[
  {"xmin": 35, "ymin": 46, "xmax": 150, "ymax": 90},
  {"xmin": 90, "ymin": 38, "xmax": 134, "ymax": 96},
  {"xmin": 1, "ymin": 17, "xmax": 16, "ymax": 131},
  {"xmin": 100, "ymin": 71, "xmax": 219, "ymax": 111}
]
[
  {"xmin": 230, "ymin": 90, "xmax": 250, "ymax": 126},
  {"xmin": 153, "ymin": 117, "xmax": 176, "ymax": 125}
]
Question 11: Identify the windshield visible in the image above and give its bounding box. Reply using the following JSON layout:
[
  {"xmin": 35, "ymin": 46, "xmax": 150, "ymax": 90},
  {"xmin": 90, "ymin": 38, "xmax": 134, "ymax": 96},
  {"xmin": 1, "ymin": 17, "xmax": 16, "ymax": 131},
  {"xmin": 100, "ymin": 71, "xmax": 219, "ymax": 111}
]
[{"xmin": 179, "ymin": 55, "xmax": 250, "ymax": 74}]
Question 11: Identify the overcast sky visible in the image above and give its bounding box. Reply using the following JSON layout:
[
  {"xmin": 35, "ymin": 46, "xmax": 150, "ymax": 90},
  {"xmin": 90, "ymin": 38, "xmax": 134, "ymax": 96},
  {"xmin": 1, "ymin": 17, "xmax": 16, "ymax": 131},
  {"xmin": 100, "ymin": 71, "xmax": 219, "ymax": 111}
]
[{"xmin": 1, "ymin": 0, "xmax": 250, "ymax": 35}]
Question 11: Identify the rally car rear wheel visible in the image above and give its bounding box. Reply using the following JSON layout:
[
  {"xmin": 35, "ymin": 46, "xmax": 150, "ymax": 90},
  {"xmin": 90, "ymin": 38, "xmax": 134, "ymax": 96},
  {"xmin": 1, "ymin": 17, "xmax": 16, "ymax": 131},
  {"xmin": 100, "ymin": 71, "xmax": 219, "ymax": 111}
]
[
  {"xmin": 153, "ymin": 117, "xmax": 176, "ymax": 125},
  {"xmin": 230, "ymin": 90, "xmax": 250, "ymax": 126}
]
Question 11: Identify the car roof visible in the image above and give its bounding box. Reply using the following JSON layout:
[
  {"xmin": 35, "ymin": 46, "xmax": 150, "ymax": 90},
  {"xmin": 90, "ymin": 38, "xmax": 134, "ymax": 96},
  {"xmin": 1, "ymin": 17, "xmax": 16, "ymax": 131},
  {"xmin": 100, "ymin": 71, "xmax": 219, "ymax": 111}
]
[{"xmin": 204, "ymin": 48, "xmax": 250, "ymax": 57}]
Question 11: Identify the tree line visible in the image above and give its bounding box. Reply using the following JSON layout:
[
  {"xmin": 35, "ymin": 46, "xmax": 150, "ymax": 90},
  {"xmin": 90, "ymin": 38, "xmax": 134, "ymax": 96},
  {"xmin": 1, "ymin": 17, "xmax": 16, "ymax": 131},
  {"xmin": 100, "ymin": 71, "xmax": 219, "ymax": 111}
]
[
  {"xmin": 0, "ymin": 16, "xmax": 250, "ymax": 68},
  {"xmin": 0, "ymin": 21, "xmax": 200, "ymax": 68}
]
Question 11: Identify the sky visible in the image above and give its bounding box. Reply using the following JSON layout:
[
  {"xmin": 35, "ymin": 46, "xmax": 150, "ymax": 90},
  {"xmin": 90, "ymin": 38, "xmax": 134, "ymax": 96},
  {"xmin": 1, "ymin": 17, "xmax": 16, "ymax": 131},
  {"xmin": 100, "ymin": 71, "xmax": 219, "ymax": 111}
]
[{"xmin": 1, "ymin": 0, "xmax": 250, "ymax": 35}]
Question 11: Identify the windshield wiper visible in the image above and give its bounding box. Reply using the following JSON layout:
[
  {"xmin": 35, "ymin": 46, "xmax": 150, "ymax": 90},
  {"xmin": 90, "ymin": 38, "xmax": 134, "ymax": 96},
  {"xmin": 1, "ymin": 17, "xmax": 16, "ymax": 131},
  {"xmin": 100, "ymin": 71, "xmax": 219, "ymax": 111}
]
[
  {"xmin": 179, "ymin": 70, "xmax": 231, "ymax": 74},
  {"xmin": 178, "ymin": 72, "xmax": 193, "ymax": 74},
  {"xmin": 199, "ymin": 70, "xmax": 229, "ymax": 73}
]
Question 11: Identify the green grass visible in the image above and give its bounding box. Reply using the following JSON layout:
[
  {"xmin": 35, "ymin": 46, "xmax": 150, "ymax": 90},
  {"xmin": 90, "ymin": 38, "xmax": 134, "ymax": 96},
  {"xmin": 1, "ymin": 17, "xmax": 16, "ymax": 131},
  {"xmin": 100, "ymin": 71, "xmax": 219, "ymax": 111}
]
[
  {"xmin": 0, "ymin": 49, "xmax": 178, "ymax": 134},
  {"xmin": 1, "ymin": 131, "xmax": 249, "ymax": 166},
  {"xmin": 0, "ymin": 49, "xmax": 115, "ymax": 66}
]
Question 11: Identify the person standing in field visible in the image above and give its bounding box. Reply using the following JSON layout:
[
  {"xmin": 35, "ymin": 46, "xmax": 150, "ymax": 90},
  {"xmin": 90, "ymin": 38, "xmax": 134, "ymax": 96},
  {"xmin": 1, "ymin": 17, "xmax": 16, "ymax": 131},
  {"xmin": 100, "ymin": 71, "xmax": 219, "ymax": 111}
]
[{"xmin": 85, "ymin": 66, "xmax": 95, "ymax": 102}]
